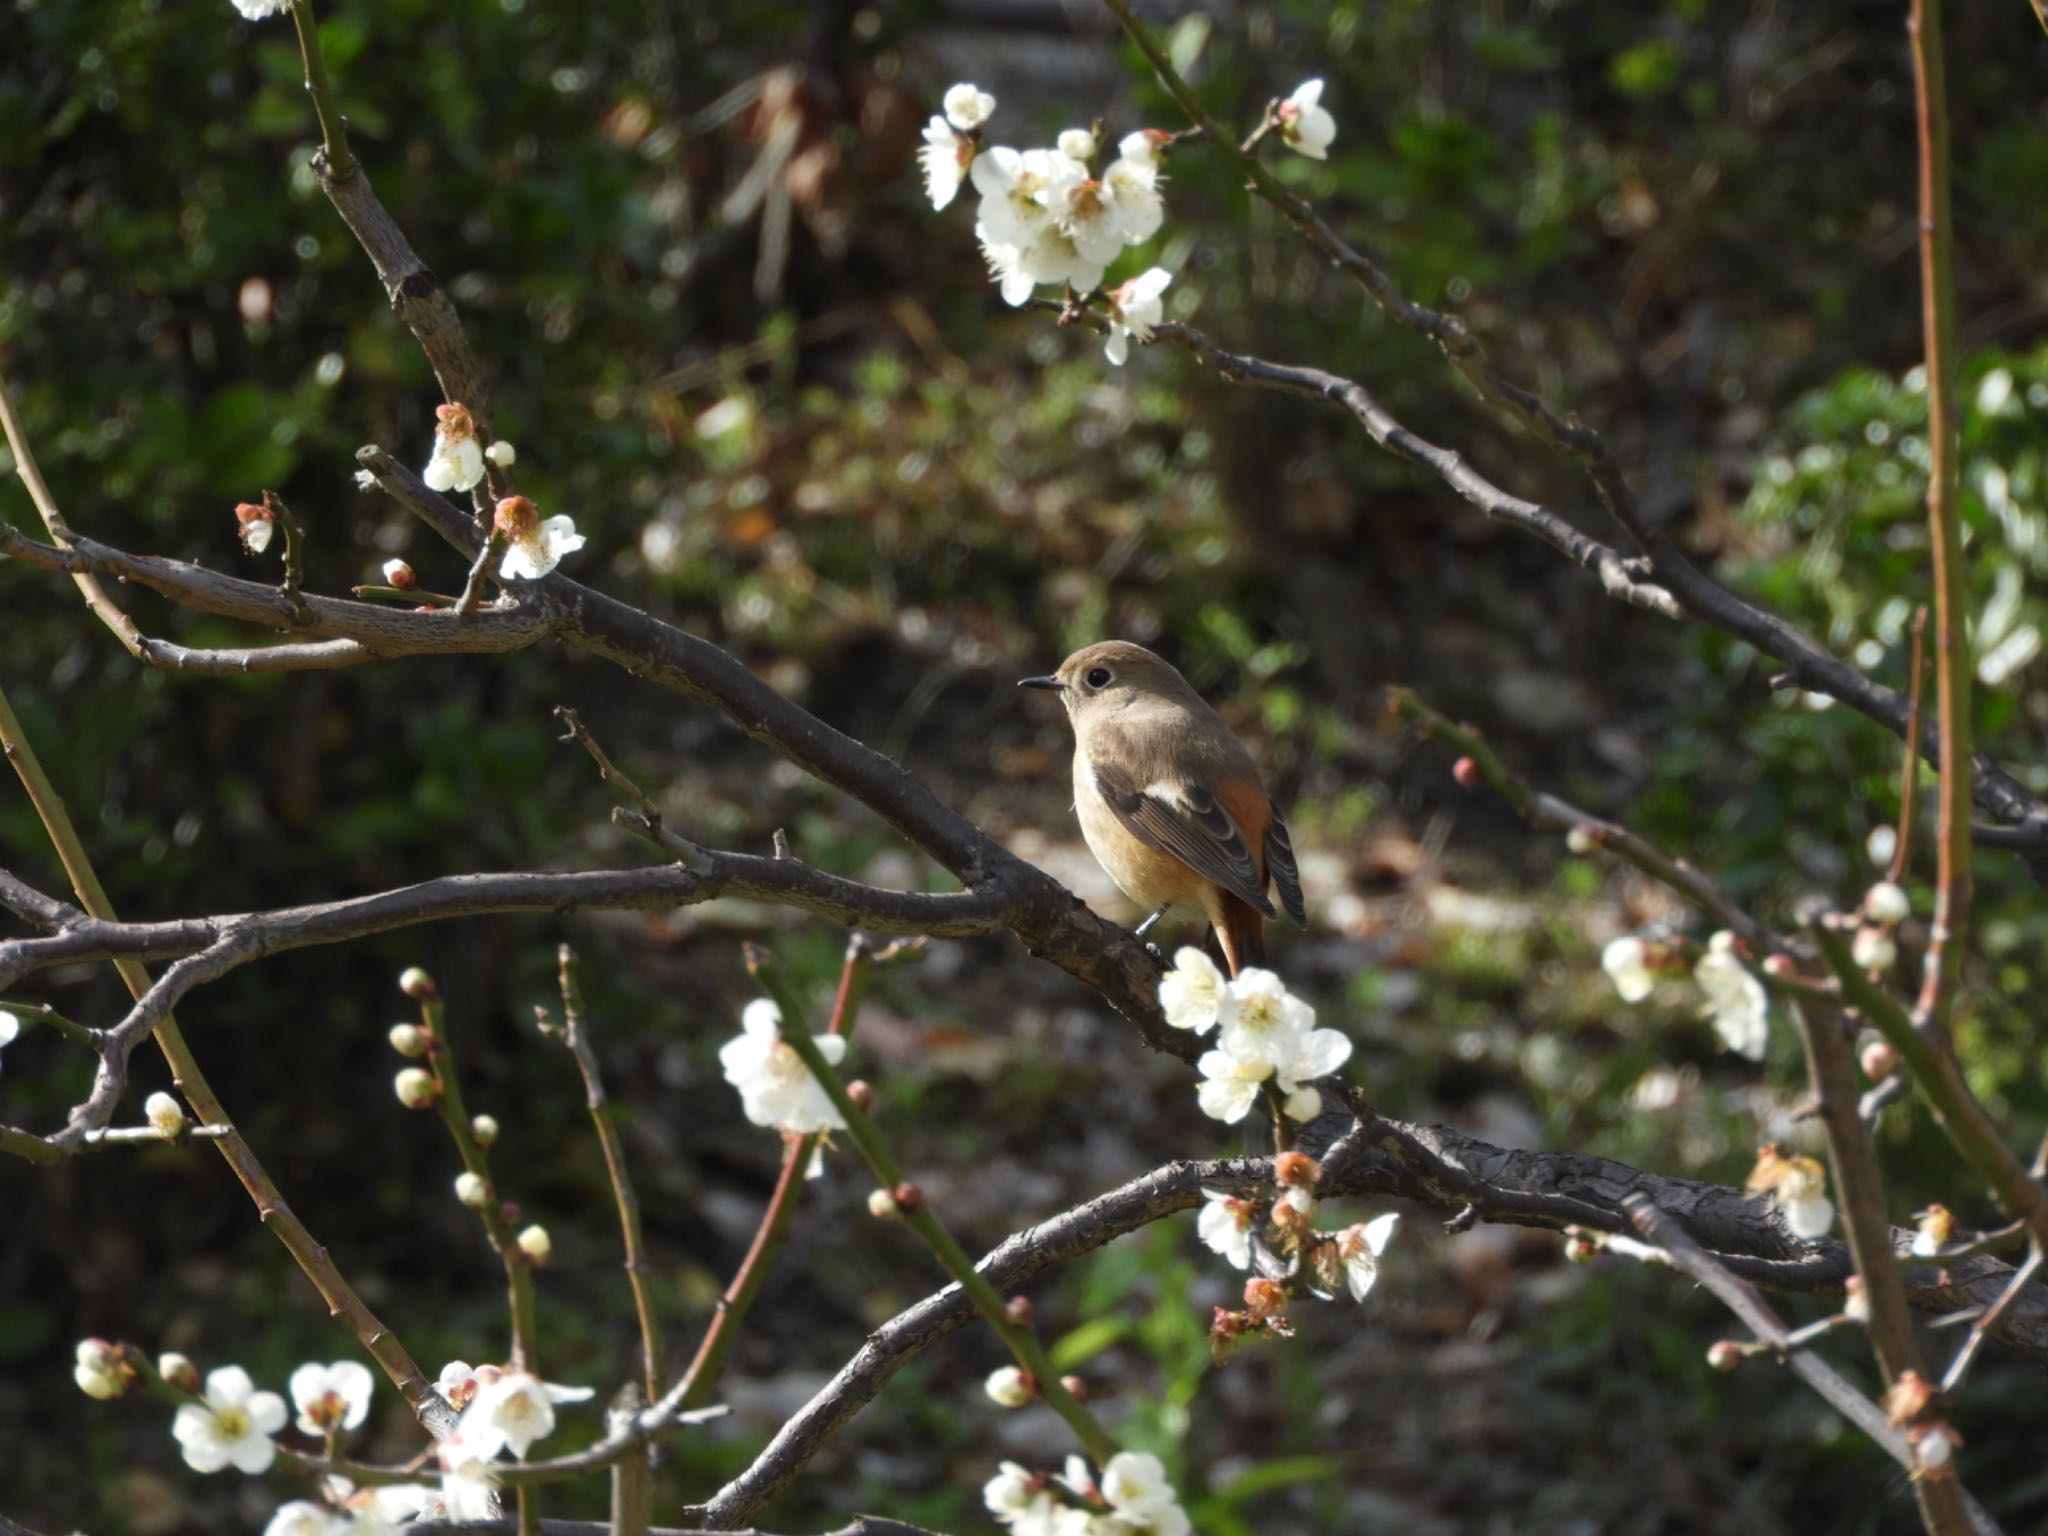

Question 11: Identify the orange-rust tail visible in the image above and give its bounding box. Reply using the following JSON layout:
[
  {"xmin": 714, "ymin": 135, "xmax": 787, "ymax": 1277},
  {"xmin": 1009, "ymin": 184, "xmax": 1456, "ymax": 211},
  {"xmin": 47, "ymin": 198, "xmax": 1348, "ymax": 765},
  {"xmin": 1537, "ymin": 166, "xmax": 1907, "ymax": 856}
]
[{"xmin": 1208, "ymin": 894, "xmax": 1268, "ymax": 978}]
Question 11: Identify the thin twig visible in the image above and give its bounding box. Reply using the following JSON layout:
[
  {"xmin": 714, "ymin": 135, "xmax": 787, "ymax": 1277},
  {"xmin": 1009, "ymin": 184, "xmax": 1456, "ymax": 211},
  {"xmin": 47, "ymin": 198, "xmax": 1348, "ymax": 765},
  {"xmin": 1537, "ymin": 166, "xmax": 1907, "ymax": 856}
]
[
  {"xmin": 0, "ymin": 683, "xmax": 456, "ymax": 1437},
  {"xmin": 1807, "ymin": 919, "xmax": 2048, "ymax": 1248},
  {"xmin": 1784, "ymin": 994, "xmax": 1975, "ymax": 1536},
  {"xmin": 675, "ymin": 938, "xmax": 876, "ymax": 1408},
  {"xmin": 1909, "ymin": 0, "xmax": 1970, "ymax": 1039},
  {"xmin": 556, "ymin": 945, "xmax": 663, "ymax": 1403},
  {"xmin": 1941, "ymin": 1245, "xmax": 2044, "ymax": 1395},
  {"xmin": 1621, "ymin": 1195, "xmax": 1998, "ymax": 1536},
  {"xmin": 419, "ymin": 983, "xmax": 540, "ymax": 1372},
  {"xmin": 1891, "ymin": 608, "xmax": 1930, "ymax": 886}
]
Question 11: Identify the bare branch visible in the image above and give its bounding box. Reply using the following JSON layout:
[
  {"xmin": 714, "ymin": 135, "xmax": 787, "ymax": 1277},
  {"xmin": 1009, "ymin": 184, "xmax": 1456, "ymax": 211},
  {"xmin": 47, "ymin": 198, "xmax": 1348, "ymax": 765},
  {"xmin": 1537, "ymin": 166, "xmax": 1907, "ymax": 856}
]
[{"xmin": 1621, "ymin": 1195, "xmax": 2000, "ymax": 1536}]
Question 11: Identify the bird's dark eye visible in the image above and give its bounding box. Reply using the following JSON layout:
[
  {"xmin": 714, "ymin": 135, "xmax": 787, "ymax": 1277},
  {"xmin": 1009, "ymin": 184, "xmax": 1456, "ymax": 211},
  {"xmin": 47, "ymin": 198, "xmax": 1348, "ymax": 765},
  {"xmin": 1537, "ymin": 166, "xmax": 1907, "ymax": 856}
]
[{"xmin": 1085, "ymin": 667, "xmax": 1113, "ymax": 689}]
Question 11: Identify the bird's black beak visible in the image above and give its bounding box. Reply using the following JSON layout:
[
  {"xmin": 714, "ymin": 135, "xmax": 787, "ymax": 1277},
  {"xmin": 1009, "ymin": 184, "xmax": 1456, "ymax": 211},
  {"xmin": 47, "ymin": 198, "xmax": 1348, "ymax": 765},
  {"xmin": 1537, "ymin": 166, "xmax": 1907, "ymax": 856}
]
[{"xmin": 1017, "ymin": 675, "xmax": 1064, "ymax": 692}]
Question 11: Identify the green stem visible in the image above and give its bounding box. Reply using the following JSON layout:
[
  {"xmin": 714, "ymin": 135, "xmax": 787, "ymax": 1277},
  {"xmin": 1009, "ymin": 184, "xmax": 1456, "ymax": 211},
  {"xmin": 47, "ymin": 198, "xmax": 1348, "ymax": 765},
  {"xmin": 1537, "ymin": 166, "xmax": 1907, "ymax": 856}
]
[
  {"xmin": 0, "ymin": 681, "xmax": 452, "ymax": 1433},
  {"xmin": 288, "ymin": 0, "xmax": 355, "ymax": 180},
  {"xmin": 1909, "ymin": 0, "xmax": 1969, "ymax": 1039},
  {"xmin": 557, "ymin": 945, "xmax": 663, "ymax": 1402},
  {"xmin": 1808, "ymin": 922, "xmax": 2048, "ymax": 1248},
  {"xmin": 423, "ymin": 993, "xmax": 539, "ymax": 1371},
  {"xmin": 676, "ymin": 938, "xmax": 875, "ymax": 1408},
  {"xmin": 752, "ymin": 954, "xmax": 1118, "ymax": 1466}
]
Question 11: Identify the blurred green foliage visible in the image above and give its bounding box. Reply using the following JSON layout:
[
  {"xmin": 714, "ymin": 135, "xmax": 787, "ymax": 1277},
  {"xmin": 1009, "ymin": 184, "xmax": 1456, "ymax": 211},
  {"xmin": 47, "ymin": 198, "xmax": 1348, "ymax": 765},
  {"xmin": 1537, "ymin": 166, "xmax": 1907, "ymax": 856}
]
[{"xmin": 4, "ymin": 0, "xmax": 2048, "ymax": 1533}]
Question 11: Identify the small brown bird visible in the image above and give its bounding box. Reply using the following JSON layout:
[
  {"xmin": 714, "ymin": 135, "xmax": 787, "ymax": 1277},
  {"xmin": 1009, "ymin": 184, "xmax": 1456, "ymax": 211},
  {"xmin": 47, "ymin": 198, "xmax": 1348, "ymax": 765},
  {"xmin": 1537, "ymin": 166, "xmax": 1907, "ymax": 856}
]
[{"xmin": 1020, "ymin": 640, "xmax": 1305, "ymax": 976}]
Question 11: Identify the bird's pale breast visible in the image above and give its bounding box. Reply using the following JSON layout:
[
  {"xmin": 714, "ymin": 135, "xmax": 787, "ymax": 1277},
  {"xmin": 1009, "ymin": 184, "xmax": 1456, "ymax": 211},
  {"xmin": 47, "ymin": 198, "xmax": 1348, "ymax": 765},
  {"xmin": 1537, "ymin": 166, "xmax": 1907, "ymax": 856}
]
[{"xmin": 1072, "ymin": 750, "xmax": 1210, "ymax": 915}]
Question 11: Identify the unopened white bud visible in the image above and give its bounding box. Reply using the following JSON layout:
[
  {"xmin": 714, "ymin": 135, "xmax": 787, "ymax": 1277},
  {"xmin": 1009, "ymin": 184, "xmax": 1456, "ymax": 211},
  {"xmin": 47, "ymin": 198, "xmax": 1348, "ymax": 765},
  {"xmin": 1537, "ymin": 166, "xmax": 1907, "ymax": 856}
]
[
  {"xmin": 1282, "ymin": 1086, "xmax": 1322, "ymax": 1122},
  {"xmin": 1915, "ymin": 1427, "xmax": 1954, "ymax": 1470},
  {"xmin": 1057, "ymin": 128, "xmax": 1096, "ymax": 162},
  {"xmin": 454, "ymin": 1172, "xmax": 490, "ymax": 1208},
  {"xmin": 984, "ymin": 1366, "xmax": 1033, "ymax": 1408},
  {"xmin": 470, "ymin": 1113, "xmax": 500, "ymax": 1148},
  {"xmin": 382, "ymin": 558, "xmax": 417, "ymax": 590},
  {"xmin": 394, "ymin": 1067, "xmax": 439, "ymax": 1108},
  {"xmin": 1851, "ymin": 927, "xmax": 1898, "ymax": 972},
  {"xmin": 866, "ymin": 1188, "xmax": 900, "ymax": 1220},
  {"xmin": 517, "ymin": 1224, "xmax": 553, "ymax": 1266},
  {"xmin": 157, "ymin": 1352, "xmax": 200, "ymax": 1393},
  {"xmin": 144, "ymin": 1091, "xmax": 188, "ymax": 1139},
  {"xmin": 484, "ymin": 440, "xmax": 517, "ymax": 467},
  {"xmin": 398, "ymin": 967, "xmax": 436, "ymax": 999},
  {"xmin": 1865, "ymin": 881, "xmax": 1910, "ymax": 926},
  {"xmin": 1565, "ymin": 826, "xmax": 1598, "ymax": 856},
  {"xmin": 389, "ymin": 1023, "xmax": 430, "ymax": 1057},
  {"xmin": 74, "ymin": 1339, "xmax": 130, "ymax": 1400}
]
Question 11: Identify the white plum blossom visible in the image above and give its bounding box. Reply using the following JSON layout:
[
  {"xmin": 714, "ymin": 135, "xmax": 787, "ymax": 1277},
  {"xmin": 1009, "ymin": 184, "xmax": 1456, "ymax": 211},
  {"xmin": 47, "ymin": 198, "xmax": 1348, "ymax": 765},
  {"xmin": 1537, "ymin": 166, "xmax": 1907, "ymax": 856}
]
[
  {"xmin": 493, "ymin": 496, "xmax": 586, "ymax": 580},
  {"xmin": 984, "ymin": 1462, "xmax": 1063, "ymax": 1534},
  {"xmin": 353, "ymin": 469, "xmax": 378, "ymax": 491},
  {"xmin": 719, "ymin": 999, "xmax": 848, "ymax": 1134},
  {"xmin": 1214, "ymin": 968, "xmax": 1315, "ymax": 1062},
  {"xmin": 1104, "ymin": 266, "xmax": 1171, "ymax": 366},
  {"xmin": 1195, "ymin": 1048, "xmax": 1269, "ymax": 1123},
  {"xmin": 235, "ymin": 501, "xmax": 278, "ymax": 555},
  {"xmin": 0, "ymin": 1010, "xmax": 18, "ymax": 1075},
  {"xmin": 1336, "ymin": 1212, "xmax": 1400, "ymax": 1301},
  {"xmin": 436, "ymin": 1360, "xmax": 482, "ymax": 1412},
  {"xmin": 1695, "ymin": 935, "xmax": 1769, "ymax": 1060},
  {"xmin": 972, "ymin": 147, "xmax": 1074, "ymax": 250},
  {"xmin": 289, "ymin": 1360, "xmax": 374, "ymax": 1437},
  {"xmin": 921, "ymin": 117, "xmax": 974, "ymax": 211},
  {"xmin": 1601, "ymin": 935, "xmax": 1657, "ymax": 1003},
  {"xmin": 1197, "ymin": 1191, "xmax": 1256, "ymax": 1270},
  {"xmin": 942, "ymin": 83, "xmax": 996, "ymax": 131},
  {"xmin": 969, "ymin": 146, "xmax": 1102, "ymax": 304},
  {"xmin": 145, "ymin": 1091, "xmax": 188, "ymax": 1138},
  {"xmin": 1276, "ymin": 78, "xmax": 1337, "ymax": 160},
  {"xmin": 435, "ymin": 1435, "xmax": 499, "ymax": 1521},
  {"xmin": 172, "ymin": 1365, "xmax": 289, "ymax": 1474},
  {"xmin": 231, "ymin": 0, "xmax": 294, "ymax": 18},
  {"xmin": 263, "ymin": 1502, "xmax": 347, "ymax": 1536},
  {"xmin": 1099, "ymin": 1451, "xmax": 1190, "ymax": 1536},
  {"xmin": 334, "ymin": 1482, "xmax": 436, "ymax": 1536},
  {"xmin": 455, "ymin": 1370, "xmax": 594, "ymax": 1460},
  {"xmin": 1101, "ymin": 141, "xmax": 1165, "ymax": 246},
  {"xmin": 423, "ymin": 404, "xmax": 486, "ymax": 494},
  {"xmin": 1157, "ymin": 947, "xmax": 1223, "ymax": 1033},
  {"xmin": 1750, "ymin": 1147, "xmax": 1833, "ymax": 1241},
  {"xmin": 1193, "ymin": 969, "xmax": 1350, "ymax": 1123}
]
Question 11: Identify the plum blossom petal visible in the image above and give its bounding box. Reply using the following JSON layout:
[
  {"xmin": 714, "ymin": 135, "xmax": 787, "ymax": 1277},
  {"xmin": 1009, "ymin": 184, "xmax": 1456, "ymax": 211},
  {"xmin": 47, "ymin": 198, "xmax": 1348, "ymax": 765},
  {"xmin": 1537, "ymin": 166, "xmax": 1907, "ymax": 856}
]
[
  {"xmin": 1157, "ymin": 946, "xmax": 1223, "ymax": 1032},
  {"xmin": 1277, "ymin": 78, "xmax": 1337, "ymax": 159},
  {"xmin": 289, "ymin": 1359, "xmax": 374, "ymax": 1436},
  {"xmin": 1197, "ymin": 1191, "xmax": 1256, "ymax": 1270},
  {"xmin": 172, "ymin": 1365, "xmax": 288, "ymax": 1474},
  {"xmin": 718, "ymin": 999, "xmax": 847, "ymax": 1134}
]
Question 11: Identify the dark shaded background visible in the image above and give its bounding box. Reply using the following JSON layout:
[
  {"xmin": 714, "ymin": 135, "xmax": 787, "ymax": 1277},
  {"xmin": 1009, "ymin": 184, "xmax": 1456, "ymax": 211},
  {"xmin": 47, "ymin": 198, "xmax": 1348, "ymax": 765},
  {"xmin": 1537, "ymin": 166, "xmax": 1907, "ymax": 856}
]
[{"xmin": 4, "ymin": 1, "xmax": 2048, "ymax": 1531}]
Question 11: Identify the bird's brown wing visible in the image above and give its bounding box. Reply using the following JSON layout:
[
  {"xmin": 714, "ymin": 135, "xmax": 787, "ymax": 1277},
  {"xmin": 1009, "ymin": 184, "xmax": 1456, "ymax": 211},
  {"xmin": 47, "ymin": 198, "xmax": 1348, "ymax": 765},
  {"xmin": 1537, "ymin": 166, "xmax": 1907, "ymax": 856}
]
[
  {"xmin": 1088, "ymin": 757, "xmax": 1276, "ymax": 918},
  {"xmin": 1265, "ymin": 810, "xmax": 1307, "ymax": 927}
]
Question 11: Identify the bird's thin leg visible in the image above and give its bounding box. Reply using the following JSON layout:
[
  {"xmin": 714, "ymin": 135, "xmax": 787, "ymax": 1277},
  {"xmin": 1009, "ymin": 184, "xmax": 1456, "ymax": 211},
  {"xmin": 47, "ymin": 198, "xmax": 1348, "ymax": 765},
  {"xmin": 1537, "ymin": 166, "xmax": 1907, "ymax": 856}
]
[{"xmin": 1133, "ymin": 905, "xmax": 1171, "ymax": 938}]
